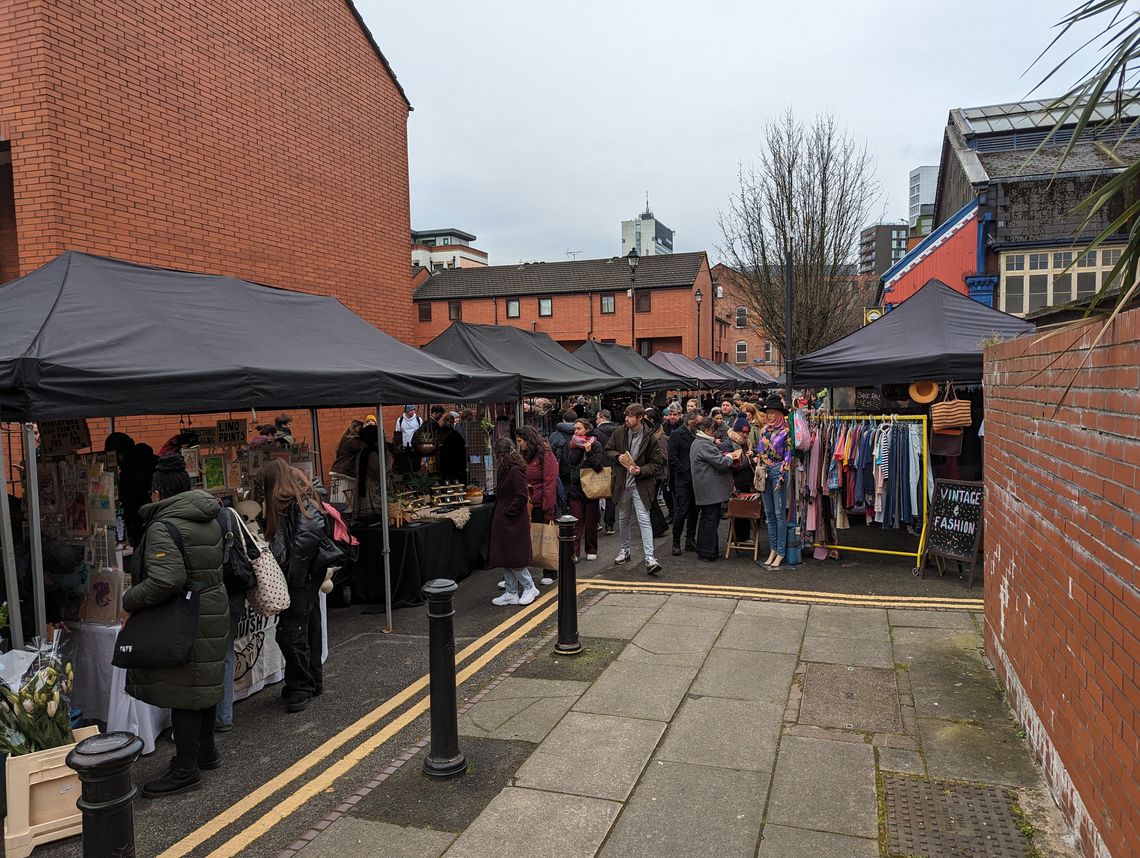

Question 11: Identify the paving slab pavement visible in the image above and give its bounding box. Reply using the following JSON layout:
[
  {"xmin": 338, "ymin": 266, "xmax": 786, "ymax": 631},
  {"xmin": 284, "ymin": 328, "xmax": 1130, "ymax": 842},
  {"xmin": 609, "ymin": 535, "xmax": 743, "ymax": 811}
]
[
  {"xmin": 513, "ymin": 711, "xmax": 664, "ymax": 801},
  {"xmin": 303, "ymin": 819, "xmax": 455, "ymax": 858},
  {"xmin": 443, "ymin": 788, "xmax": 620, "ymax": 858},
  {"xmin": 457, "ymin": 677, "xmax": 588, "ymax": 743},
  {"xmin": 766, "ymin": 735, "xmax": 879, "ymax": 838},
  {"xmin": 576, "ymin": 604, "xmax": 659, "ymax": 639},
  {"xmin": 597, "ymin": 760, "xmax": 767, "ymax": 858},
  {"xmin": 290, "ymin": 590, "xmax": 1075, "ymax": 858}
]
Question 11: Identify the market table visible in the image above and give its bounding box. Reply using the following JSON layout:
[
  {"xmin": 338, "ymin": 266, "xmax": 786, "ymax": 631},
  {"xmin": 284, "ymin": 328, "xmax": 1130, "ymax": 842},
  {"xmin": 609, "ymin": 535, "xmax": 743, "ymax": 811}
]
[{"xmin": 349, "ymin": 501, "xmax": 494, "ymax": 607}]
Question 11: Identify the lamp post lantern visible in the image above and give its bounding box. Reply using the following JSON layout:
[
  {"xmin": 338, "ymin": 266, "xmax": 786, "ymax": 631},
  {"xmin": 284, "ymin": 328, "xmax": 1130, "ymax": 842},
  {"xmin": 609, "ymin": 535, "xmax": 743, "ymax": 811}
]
[
  {"xmin": 694, "ymin": 288, "xmax": 703, "ymax": 356},
  {"xmin": 627, "ymin": 247, "xmax": 639, "ymax": 352}
]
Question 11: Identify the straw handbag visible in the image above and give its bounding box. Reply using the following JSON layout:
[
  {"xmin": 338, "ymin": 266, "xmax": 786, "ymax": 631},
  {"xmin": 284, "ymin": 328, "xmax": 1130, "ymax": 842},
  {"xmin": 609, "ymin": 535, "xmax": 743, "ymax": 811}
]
[
  {"xmin": 930, "ymin": 382, "xmax": 971, "ymax": 432},
  {"xmin": 580, "ymin": 466, "xmax": 612, "ymax": 499}
]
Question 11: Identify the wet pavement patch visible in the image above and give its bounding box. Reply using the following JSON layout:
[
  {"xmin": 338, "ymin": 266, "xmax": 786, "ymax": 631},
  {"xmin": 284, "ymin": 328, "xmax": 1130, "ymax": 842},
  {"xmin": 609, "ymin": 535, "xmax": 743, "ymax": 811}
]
[
  {"xmin": 511, "ymin": 636, "xmax": 625, "ymax": 683},
  {"xmin": 884, "ymin": 773, "xmax": 1031, "ymax": 857},
  {"xmin": 798, "ymin": 663, "xmax": 902, "ymax": 733},
  {"xmin": 349, "ymin": 736, "xmax": 535, "ymax": 833}
]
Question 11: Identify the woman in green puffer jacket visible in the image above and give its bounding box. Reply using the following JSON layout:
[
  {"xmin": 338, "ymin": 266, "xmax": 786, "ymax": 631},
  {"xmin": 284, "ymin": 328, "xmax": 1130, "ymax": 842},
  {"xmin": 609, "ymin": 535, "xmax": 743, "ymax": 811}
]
[{"xmin": 123, "ymin": 454, "xmax": 229, "ymax": 798}]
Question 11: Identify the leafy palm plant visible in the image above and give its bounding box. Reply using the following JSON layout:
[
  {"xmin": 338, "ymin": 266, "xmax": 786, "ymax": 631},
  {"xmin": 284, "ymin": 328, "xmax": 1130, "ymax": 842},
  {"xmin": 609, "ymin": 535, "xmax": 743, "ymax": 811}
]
[{"xmin": 1029, "ymin": 1, "xmax": 1140, "ymax": 402}]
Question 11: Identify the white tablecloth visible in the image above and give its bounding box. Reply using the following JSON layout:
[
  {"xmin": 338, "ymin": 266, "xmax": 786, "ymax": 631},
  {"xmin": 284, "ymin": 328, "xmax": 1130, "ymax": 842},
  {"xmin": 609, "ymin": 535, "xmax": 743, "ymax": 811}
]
[{"xmin": 70, "ymin": 622, "xmax": 170, "ymax": 755}]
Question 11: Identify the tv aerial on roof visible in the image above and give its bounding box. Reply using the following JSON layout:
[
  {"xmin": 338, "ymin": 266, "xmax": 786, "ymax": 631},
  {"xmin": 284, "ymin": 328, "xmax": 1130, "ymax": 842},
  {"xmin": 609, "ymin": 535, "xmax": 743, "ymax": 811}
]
[{"xmin": 565, "ymin": 250, "xmax": 582, "ymax": 260}]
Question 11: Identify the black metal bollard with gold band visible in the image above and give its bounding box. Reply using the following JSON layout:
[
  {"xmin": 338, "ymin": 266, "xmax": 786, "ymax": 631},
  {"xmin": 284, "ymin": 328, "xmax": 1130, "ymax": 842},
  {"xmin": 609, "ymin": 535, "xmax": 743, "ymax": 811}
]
[
  {"xmin": 555, "ymin": 514, "xmax": 583, "ymax": 655},
  {"xmin": 422, "ymin": 578, "xmax": 468, "ymax": 777},
  {"xmin": 66, "ymin": 731, "xmax": 145, "ymax": 857}
]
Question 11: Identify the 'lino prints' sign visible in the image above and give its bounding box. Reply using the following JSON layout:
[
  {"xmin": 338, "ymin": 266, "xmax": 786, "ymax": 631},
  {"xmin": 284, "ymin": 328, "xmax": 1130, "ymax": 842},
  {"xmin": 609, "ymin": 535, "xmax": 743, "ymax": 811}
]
[{"xmin": 926, "ymin": 479, "xmax": 983, "ymax": 563}]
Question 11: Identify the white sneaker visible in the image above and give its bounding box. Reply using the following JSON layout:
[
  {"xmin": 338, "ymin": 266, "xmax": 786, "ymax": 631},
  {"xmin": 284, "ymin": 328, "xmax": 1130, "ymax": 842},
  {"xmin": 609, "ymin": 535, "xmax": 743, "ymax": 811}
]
[
  {"xmin": 492, "ymin": 592, "xmax": 520, "ymax": 606},
  {"xmin": 497, "ymin": 580, "xmax": 506, "ymax": 589},
  {"xmin": 614, "ymin": 549, "xmax": 632, "ymax": 564},
  {"xmin": 585, "ymin": 554, "xmax": 597, "ymax": 561},
  {"xmin": 519, "ymin": 586, "xmax": 540, "ymax": 605},
  {"xmin": 539, "ymin": 576, "xmax": 555, "ymax": 586}
]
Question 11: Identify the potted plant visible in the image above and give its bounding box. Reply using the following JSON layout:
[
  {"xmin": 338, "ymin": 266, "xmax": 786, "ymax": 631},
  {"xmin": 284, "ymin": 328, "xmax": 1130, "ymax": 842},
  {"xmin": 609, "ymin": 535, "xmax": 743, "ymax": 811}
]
[{"xmin": 1, "ymin": 639, "xmax": 97, "ymax": 858}]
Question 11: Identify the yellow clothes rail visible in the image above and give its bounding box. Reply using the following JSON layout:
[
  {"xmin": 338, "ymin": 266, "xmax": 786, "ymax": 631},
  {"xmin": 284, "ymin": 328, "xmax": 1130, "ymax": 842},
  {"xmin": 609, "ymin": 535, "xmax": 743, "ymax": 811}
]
[{"xmin": 804, "ymin": 414, "xmax": 929, "ymax": 573}]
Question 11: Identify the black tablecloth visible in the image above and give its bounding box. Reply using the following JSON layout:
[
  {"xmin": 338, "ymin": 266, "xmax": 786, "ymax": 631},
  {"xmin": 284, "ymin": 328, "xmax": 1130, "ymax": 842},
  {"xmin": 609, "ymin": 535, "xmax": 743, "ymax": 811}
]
[{"xmin": 349, "ymin": 502, "xmax": 494, "ymax": 607}]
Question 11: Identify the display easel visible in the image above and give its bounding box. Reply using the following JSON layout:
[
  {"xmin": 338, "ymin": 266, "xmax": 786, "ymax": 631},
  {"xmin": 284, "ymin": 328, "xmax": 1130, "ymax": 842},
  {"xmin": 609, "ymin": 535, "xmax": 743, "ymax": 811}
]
[{"xmin": 808, "ymin": 414, "xmax": 930, "ymax": 575}]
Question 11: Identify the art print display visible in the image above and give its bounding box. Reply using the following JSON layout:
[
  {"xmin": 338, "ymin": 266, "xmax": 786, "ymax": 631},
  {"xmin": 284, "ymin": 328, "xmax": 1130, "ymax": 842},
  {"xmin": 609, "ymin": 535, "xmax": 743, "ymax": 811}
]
[
  {"xmin": 88, "ymin": 471, "xmax": 117, "ymax": 526},
  {"xmin": 202, "ymin": 455, "xmax": 227, "ymax": 491},
  {"xmin": 181, "ymin": 446, "xmax": 201, "ymax": 477},
  {"xmin": 64, "ymin": 488, "xmax": 89, "ymax": 537}
]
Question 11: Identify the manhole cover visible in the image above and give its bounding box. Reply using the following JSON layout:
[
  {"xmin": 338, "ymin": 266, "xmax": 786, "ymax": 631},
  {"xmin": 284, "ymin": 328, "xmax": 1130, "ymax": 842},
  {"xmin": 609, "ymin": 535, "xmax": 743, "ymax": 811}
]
[{"xmin": 884, "ymin": 774, "xmax": 1029, "ymax": 858}]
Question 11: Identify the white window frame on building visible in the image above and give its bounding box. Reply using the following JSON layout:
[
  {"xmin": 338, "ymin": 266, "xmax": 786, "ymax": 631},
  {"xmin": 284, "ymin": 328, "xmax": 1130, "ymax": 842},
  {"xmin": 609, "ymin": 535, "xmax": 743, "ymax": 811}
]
[
  {"xmin": 506, "ymin": 298, "xmax": 521, "ymax": 318},
  {"xmin": 539, "ymin": 297, "xmax": 553, "ymax": 317},
  {"xmin": 1000, "ymin": 247, "xmax": 1123, "ymax": 315},
  {"xmin": 735, "ymin": 340, "xmax": 748, "ymax": 364},
  {"xmin": 763, "ymin": 341, "xmax": 773, "ymax": 362}
]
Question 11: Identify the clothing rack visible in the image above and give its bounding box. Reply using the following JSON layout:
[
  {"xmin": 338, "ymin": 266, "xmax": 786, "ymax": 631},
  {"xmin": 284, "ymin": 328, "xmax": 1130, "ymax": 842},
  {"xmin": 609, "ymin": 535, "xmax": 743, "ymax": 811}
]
[{"xmin": 803, "ymin": 413, "xmax": 929, "ymax": 572}]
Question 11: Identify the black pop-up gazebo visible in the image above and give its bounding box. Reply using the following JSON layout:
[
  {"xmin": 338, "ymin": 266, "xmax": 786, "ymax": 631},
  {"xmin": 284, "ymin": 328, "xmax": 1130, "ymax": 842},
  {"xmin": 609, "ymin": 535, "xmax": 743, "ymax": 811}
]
[
  {"xmin": 0, "ymin": 252, "xmax": 519, "ymax": 641},
  {"xmin": 573, "ymin": 341, "xmax": 694, "ymax": 391},
  {"xmin": 793, "ymin": 280, "xmax": 1034, "ymax": 386},
  {"xmin": 422, "ymin": 322, "xmax": 625, "ymax": 395}
]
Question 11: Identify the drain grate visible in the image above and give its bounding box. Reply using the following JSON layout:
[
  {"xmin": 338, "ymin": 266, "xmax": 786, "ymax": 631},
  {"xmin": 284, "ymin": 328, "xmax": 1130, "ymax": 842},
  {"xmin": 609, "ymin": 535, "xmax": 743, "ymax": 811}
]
[{"xmin": 883, "ymin": 774, "xmax": 1029, "ymax": 858}]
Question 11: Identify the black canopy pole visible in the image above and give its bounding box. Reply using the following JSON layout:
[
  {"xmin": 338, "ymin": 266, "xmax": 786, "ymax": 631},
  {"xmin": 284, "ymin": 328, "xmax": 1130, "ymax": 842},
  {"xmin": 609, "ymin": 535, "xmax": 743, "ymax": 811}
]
[
  {"xmin": 0, "ymin": 426, "xmax": 25, "ymax": 648},
  {"xmin": 23, "ymin": 422, "xmax": 48, "ymax": 641},
  {"xmin": 309, "ymin": 408, "xmax": 323, "ymax": 481},
  {"xmin": 377, "ymin": 401, "xmax": 393, "ymax": 633}
]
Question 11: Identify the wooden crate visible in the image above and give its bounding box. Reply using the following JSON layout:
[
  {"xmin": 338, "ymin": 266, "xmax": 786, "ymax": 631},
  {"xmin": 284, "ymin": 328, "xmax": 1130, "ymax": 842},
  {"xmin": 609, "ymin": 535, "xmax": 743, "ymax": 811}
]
[{"xmin": 4, "ymin": 725, "xmax": 99, "ymax": 858}]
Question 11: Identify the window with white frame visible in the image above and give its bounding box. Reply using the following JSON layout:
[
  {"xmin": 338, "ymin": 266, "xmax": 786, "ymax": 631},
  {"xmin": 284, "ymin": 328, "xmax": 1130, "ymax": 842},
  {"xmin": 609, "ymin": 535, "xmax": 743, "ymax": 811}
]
[
  {"xmin": 763, "ymin": 341, "xmax": 773, "ymax": 362},
  {"xmin": 735, "ymin": 341, "xmax": 748, "ymax": 364},
  {"xmin": 1000, "ymin": 247, "xmax": 1125, "ymax": 315}
]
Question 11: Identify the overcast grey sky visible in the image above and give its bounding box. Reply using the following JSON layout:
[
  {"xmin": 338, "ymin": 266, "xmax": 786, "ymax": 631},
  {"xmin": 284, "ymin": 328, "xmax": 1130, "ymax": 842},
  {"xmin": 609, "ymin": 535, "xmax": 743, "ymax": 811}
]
[{"xmin": 363, "ymin": 0, "xmax": 1088, "ymax": 265}]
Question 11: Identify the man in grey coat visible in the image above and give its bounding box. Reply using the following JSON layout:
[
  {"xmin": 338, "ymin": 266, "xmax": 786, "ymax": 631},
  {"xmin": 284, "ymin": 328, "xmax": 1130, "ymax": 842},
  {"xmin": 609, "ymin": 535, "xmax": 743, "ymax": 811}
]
[
  {"xmin": 605, "ymin": 403, "xmax": 665, "ymax": 576},
  {"xmin": 689, "ymin": 416, "xmax": 742, "ymax": 561}
]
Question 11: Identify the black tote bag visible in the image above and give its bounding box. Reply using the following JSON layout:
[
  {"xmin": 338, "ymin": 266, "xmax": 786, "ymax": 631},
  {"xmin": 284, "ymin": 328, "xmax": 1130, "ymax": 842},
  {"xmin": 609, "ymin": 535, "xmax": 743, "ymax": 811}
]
[{"xmin": 113, "ymin": 521, "xmax": 201, "ymax": 669}]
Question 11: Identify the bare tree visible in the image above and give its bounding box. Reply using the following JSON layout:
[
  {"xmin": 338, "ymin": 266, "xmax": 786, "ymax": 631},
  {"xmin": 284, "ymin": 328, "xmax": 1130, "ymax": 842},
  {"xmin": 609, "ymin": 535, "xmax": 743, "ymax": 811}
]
[{"xmin": 719, "ymin": 111, "xmax": 882, "ymax": 361}]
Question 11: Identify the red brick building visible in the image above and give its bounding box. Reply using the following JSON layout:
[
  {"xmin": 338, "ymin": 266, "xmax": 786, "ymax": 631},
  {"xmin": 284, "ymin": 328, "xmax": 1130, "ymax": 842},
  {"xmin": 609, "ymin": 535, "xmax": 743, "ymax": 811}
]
[
  {"xmin": 712, "ymin": 263, "xmax": 783, "ymax": 373},
  {"xmin": 413, "ymin": 252, "xmax": 736, "ymax": 361},
  {"xmin": 0, "ymin": 0, "xmax": 415, "ymax": 465}
]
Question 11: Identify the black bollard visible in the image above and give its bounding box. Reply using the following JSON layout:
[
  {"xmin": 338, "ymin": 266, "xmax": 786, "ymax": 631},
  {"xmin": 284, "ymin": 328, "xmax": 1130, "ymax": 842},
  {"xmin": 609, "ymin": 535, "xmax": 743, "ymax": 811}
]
[
  {"xmin": 555, "ymin": 514, "xmax": 583, "ymax": 655},
  {"xmin": 422, "ymin": 579, "xmax": 468, "ymax": 778},
  {"xmin": 66, "ymin": 731, "xmax": 145, "ymax": 858}
]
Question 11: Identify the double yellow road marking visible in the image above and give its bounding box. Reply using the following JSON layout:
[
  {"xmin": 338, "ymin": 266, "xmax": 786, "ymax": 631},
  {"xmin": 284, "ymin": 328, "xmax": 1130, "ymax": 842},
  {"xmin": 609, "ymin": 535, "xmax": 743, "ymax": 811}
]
[{"xmin": 163, "ymin": 580, "xmax": 979, "ymax": 856}]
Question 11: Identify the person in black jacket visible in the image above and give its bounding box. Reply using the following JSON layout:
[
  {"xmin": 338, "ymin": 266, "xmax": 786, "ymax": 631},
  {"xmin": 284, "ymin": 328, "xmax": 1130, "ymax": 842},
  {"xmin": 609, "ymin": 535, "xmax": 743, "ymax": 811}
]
[
  {"xmin": 593, "ymin": 410, "xmax": 618, "ymax": 535},
  {"xmin": 668, "ymin": 411, "xmax": 701, "ymax": 555},
  {"xmin": 261, "ymin": 459, "xmax": 329, "ymax": 713},
  {"xmin": 565, "ymin": 418, "xmax": 606, "ymax": 561}
]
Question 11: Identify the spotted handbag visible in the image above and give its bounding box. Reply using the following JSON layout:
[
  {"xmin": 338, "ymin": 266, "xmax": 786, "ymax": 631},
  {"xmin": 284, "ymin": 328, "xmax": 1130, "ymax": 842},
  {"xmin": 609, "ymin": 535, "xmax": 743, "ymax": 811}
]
[{"xmin": 235, "ymin": 516, "xmax": 291, "ymax": 616}]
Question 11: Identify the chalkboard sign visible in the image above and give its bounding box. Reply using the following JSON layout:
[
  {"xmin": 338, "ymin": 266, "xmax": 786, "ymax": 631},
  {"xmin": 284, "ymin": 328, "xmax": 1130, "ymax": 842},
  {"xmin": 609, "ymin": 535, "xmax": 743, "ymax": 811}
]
[
  {"xmin": 39, "ymin": 419, "xmax": 91, "ymax": 455},
  {"xmin": 925, "ymin": 479, "xmax": 983, "ymax": 563}
]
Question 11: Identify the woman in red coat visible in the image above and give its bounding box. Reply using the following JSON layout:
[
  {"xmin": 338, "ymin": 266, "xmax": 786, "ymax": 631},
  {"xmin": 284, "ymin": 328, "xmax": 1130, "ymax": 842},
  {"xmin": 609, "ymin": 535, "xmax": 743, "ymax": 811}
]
[
  {"xmin": 515, "ymin": 425, "xmax": 559, "ymax": 585},
  {"xmin": 487, "ymin": 438, "xmax": 537, "ymax": 606}
]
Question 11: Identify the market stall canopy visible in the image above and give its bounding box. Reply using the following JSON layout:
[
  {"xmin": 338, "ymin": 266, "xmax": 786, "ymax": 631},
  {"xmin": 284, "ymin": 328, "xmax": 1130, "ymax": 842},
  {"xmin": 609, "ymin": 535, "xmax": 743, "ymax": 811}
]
[
  {"xmin": 422, "ymin": 322, "xmax": 626, "ymax": 395},
  {"xmin": 742, "ymin": 366, "xmax": 779, "ymax": 385},
  {"xmin": 646, "ymin": 352, "xmax": 729, "ymax": 386},
  {"xmin": 793, "ymin": 279, "xmax": 1034, "ymax": 387},
  {"xmin": 0, "ymin": 252, "xmax": 519, "ymax": 420},
  {"xmin": 691, "ymin": 356, "xmax": 758, "ymax": 387},
  {"xmin": 573, "ymin": 341, "xmax": 694, "ymax": 391}
]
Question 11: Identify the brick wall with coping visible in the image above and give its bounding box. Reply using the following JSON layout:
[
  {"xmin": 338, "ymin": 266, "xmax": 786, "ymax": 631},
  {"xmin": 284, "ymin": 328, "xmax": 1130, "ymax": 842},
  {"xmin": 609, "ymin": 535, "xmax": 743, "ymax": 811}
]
[
  {"xmin": 0, "ymin": 0, "xmax": 414, "ymax": 472},
  {"xmin": 983, "ymin": 309, "xmax": 1139, "ymax": 858}
]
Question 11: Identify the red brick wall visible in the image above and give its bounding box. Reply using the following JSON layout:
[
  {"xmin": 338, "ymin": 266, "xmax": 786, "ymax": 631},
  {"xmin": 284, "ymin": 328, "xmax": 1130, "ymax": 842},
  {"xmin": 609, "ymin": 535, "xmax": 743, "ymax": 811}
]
[
  {"xmin": 984, "ymin": 310, "xmax": 1140, "ymax": 858},
  {"xmin": 881, "ymin": 210, "xmax": 978, "ymax": 304},
  {"xmin": 713, "ymin": 264, "xmax": 783, "ymax": 371},
  {"xmin": 414, "ymin": 259, "xmax": 716, "ymax": 357},
  {"xmin": 0, "ymin": 0, "xmax": 413, "ymax": 473}
]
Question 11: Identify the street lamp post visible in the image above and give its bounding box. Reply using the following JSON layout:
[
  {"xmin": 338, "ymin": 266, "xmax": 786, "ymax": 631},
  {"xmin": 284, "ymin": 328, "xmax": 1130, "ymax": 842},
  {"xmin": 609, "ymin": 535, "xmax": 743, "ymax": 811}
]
[
  {"xmin": 694, "ymin": 288, "xmax": 703, "ymax": 356},
  {"xmin": 627, "ymin": 247, "xmax": 639, "ymax": 352}
]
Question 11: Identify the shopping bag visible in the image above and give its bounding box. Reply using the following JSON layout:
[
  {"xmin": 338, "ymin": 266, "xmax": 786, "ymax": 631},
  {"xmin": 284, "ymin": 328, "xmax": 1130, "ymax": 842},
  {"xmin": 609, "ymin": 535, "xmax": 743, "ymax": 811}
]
[
  {"xmin": 580, "ymin": 467, "xmax": 612, "ymax": 499},
  {"xmin": 113, "ymin": 521, "xmax": 200, "ymax": 669},
  {"xmin": 530, "ymin": 521, "xmax": 560, "ymax": 570},
  {"xmin": 930, "ymin": 382, "xmax": 971, "ymax": 431},
  {"xmin": 649, "ymin": 499, "xmax": 669, "ymax": 539},
  {"xmin": 235, "ymin": 515, "xmax": 292, "ymax": 616}
]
